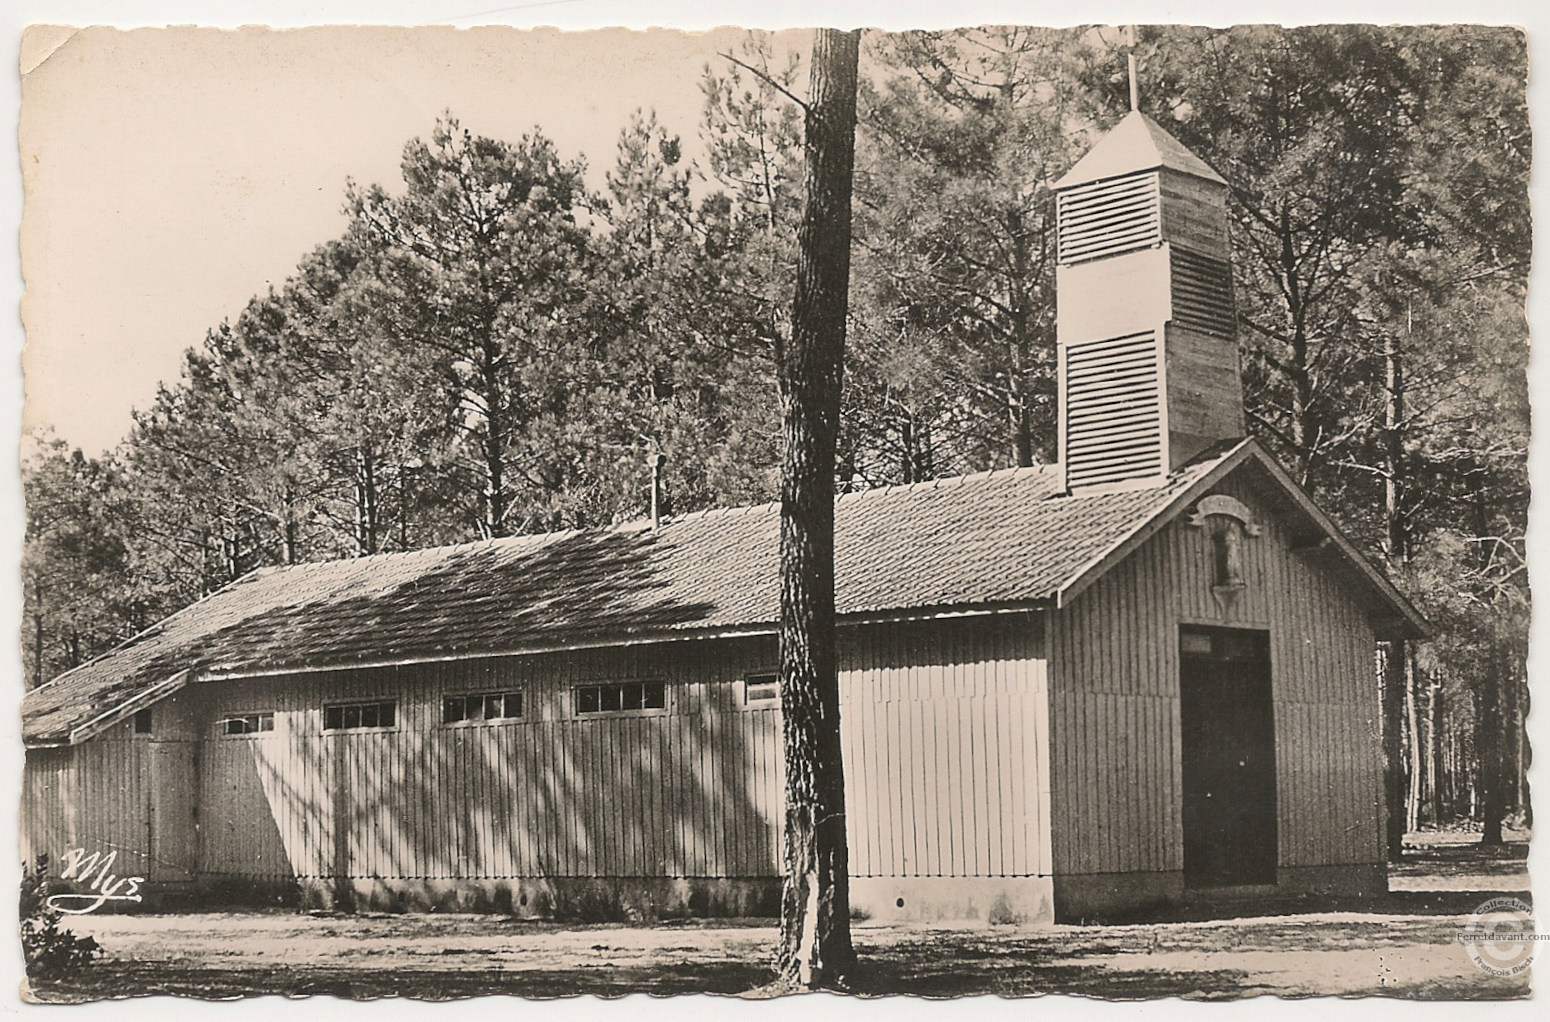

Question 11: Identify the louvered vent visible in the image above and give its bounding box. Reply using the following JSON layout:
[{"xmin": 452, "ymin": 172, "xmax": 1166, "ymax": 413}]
[
  {"xmin": 1170, "ymin": 247, "xmax": 1236, "ymax": 337},
  {"xmin": 1056, "ymin": 171, "xmax": 1161, "ymax": 265},
  {"xmin": 1065, "ymin": 331, "xmax": 1164, "ymax": 488}
]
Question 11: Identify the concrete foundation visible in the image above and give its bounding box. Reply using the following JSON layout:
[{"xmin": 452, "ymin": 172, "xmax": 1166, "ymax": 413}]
[
  {"xmin": 1054, "ymin": 871, "xmax": 1185, "ymax": 922},
  {"xmin": 1055, "ymin": 862, "xmax": 1388, "ymax": 922},
  {"xmin": 136, "ymin": 873, "xmax": 1058, "ymax": 925},
  {"xmin": 1275, "ymin": 863, "xmax": 1387, "ymax": 899},
  {"xmin": 850, "ymin": 875, "xmax": 1053, "ymax": 926},
  {"xmin": 274, "ymin": 876, "xmax": 779, "ymax": 921},
  {"xmin": 127, "ymin": 865, "xmax": 1382, "ymax": 923}
]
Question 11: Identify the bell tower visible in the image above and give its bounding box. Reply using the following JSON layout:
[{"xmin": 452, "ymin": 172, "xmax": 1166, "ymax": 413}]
[{"xmin": 1053, "ymin": 108, "xmax": 1244, "ymax": 492}]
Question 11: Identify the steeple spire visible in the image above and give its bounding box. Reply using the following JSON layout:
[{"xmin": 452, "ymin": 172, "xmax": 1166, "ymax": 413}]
[
  {"xmin": 1052, "ymin": 100, "xmax": 1244, "ymax": 493},
  {"xmin": 1126, "ymin": 25, "xmax": 1140, "ymax": 112}
]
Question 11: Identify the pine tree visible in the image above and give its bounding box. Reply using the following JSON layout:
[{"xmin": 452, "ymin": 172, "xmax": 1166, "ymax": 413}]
[
  {"xmin": 348, "ymin": 116, "xmax": 592, "ymax": 537},
  {"xmin": 776, "ymin": 26, "xmax": 860, "ymax": 990}
]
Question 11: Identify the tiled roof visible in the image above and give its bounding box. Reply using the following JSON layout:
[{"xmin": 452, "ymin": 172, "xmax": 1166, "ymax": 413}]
[
  {"xmin": 23, "ymin": 446, "xmax": 1245, "ymax": 746},
  {"xmin": 1054, "ymin": 110, "xmax": 1227, "ymax": 190}
]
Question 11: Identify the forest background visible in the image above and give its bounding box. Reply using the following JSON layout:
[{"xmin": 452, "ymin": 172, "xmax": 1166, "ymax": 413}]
[{"xmin": 18, "ymin": 25, "xmax": 1532, "ymax": 843}]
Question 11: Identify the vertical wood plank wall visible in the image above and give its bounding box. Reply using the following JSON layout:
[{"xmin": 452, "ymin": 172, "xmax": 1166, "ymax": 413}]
[
  {"xmin": 20, "ymin": 694, "xmax": 200, "ymax": 883},
  {"xmin": 841, "ymin": 618, "xmax": 1050, "ymax": 880},
  {"xmin": 23, "ymin": 616, "xmax": 1051, "ymax": 890},
  {"xmin": 1048, "ymin": 465, "xmax": 1385, "ymax": 878}
]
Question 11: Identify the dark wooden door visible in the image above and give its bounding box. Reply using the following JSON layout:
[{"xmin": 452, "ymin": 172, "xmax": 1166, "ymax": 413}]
[{"xmin": 1180, "ymin": 627, "xmax": 1277, "ymax": 887}]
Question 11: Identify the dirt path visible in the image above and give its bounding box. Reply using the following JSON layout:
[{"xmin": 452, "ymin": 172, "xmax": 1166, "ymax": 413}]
[
  {"xmin": 28, "ymin": 832, "xmax": 1532, "ymax": 1001},
  {"xmin": 31, "ymin": 903, "xmax": 1530, "ymax": 1001}
]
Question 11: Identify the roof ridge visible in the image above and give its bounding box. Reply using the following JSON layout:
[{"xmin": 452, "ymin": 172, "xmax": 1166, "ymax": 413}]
[
  {"xmin": 611, "ymin": 464, "xmax": 1056, "ymax": 525},
  {"xmin": 85, "ymin": 464, "xmax": 1064, "ymax": 609},
  {"xmin": 251, "ymin": 527, "xmax": 587, "ymax": 580},
  {"xmin": 662, "ymin": 499, "xmax": 782, "ymax": 526},
  {"xmin": 838, "ymin": 463, "xmax": 1054, "ymax": 504}
]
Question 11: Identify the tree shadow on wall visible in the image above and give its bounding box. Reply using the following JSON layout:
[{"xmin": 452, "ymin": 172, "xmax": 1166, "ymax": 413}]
[{"xmin": 214, "ymin": 653, "xmax": 784, "ymax": 919}]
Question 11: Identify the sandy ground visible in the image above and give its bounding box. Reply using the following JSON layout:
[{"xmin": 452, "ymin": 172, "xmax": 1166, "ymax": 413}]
[{"xmin": 26, "ymin": 833, "xmax": 1533, "ymax": 1002}]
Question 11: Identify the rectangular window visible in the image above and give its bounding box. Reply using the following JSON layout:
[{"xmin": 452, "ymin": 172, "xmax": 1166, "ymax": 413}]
[
  {"xmin": 745, "ymin": 673, "xmax": 779, "ymax": 705},
  {"xmin": 1181, "ymin": 626, "xmax": 1268, "ymax": 662},
  {"xmin": 574, "ymin": 681, "xmax": 666, "ymax": 715},
  {"xmin": 323, "ymin": 700, "xmax": 396, "ymax": 731},
  {"xmin": 220, "ymin": 712, "xmax": 275, "ymax": 736},
  {"xmin": 443, "ymin": 691, "xmax": 523, "ymax": 724},
  {"xmin": 133, "ymin": 708, "xmax": 153, "ymax": 734},
  {"xmin": 1180, "ymin": 631, "xmax": 1214, "ymax": 657}
]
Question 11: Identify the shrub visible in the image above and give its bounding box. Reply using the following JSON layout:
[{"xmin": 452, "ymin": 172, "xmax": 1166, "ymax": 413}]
[{"xmin": 19, "ymin": 855, "xmax": 102, "ymax": 982}]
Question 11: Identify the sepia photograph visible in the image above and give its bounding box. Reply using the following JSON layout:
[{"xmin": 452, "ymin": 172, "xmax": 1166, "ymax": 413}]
[{"xmin": 5, "ymin": 0, "xmax": 1540, "ymax": 1006}]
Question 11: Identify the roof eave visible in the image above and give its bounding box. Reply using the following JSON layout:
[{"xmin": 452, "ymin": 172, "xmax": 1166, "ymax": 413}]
[
  {"xmin": 196, "ymin": 600, "xmax": 1056, "ymax": 683},
  {"xmin": 31, "ymin": 600, "xmax": 1058, "ymax": 745},
  {"xmin": 1053, "ymin": 440, "xmax": 1430, "ymax": 641},
  {"xmin": 58, "ymin": 668, "xmax": 195, "ymax": 748},
  {"xmin": 1239, "ymin": 446, "xmax": 1431, "ymax": 640}
]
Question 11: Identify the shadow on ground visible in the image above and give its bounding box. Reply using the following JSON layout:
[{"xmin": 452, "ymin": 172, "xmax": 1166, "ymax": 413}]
[{"xmin": 27, "ymin": 836, "xmax": 1533, "ymax": 1002}]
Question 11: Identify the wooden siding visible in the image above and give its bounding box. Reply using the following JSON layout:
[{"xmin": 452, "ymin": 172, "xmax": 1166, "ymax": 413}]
[
  {"xmin": 1055, "ymin": 246, "xmax": 1171, "ymax": 348},
  {"xmin": 1056, "ymin": 171, "xmax": 1161, "ymax": 265},
  {"xmin": 23, "ymin": 617, "xmax": 1051, "ymax": 887},
  {"xmin": 1158, "ymin": 168, "xmax": 1231, "ymax": 260},
  {"xmin": 1168, "ymin": 247, "xmax": 1235, "ymax": 338},
  {"xmin": 1164, "ymin": 323, "xmax": 1245, "ymax": 468},
  {"xmin": 841, "ymin": 620, "xmax": 1050, "ymax": 879},
  {"xmin": 1049, "ymin": 466, "xmax": 1385, "ymax": 877},
  {"xmin": 20, "ymin": 695, "xmax": 201, "ymax": 883}
]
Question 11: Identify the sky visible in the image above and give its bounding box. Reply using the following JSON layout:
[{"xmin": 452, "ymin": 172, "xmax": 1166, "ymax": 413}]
[
  {"xmin": 15, "ymin": 0, "xmax": 1544, "ymax": 457},
  {"xmin": 18, "ymin": 22, "xmax": 790, "ymax": 454}
]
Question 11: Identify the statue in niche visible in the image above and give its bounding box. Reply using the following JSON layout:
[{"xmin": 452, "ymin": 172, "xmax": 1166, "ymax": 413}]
[{"xmin": 1188, "ymin": 494, "xmax": 1262, "ymax": 608}]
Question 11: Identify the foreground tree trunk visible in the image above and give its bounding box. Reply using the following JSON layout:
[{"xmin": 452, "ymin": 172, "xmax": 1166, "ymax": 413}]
[{"xmin": 776, "ymin": 26, "xmax": 860, "ymax": 990}]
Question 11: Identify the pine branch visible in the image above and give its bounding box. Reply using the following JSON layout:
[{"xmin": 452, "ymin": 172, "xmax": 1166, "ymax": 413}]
[{"xmin": 717, "ymin": 51, "xmax": 811, "ymax": 115}]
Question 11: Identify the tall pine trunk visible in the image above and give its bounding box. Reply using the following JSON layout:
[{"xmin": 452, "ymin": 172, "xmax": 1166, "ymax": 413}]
[
  {"xmin": 1425, "ymin": 672, "xmax": 1442, "ymax": 826},
  {"xmin": 1379, "ymin": 326, "xmax": 1408, "ymax": 857},
  {"xmin": 1468, "ymin": 466, "xmax": 1508, "ymax": 847},
  {"xmin": 1477, "ymin": 640, "xmax": 1506, "ymax": 846},
  {"xmin": 282, "ymin": 481, "xmax": 300, "ymax": 565},
  {"xmin": 481, "ymin": 369, "xmax": 509, "ymax": 539},
  {"xmin": 354, "ymin": 445, "xmax": 379, "ymax": 555},
  {"xmin": 776, "ymin": 26, "xmax": 859, "ymax": 991},
  {"xmin": 1510, "ymin": 666, "xmax": 1529, "ymax": 828},
  {"xmin": 1403, "ymin": 654, "xmax": 1422, "ymax": 833},
  {"xmin": 1382, "ymin": 639, "xmax": 1407, "ymax": 860},
  {"xmin": 30, "ymin": 579, "xmax": 45, "ymax": 689}
]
